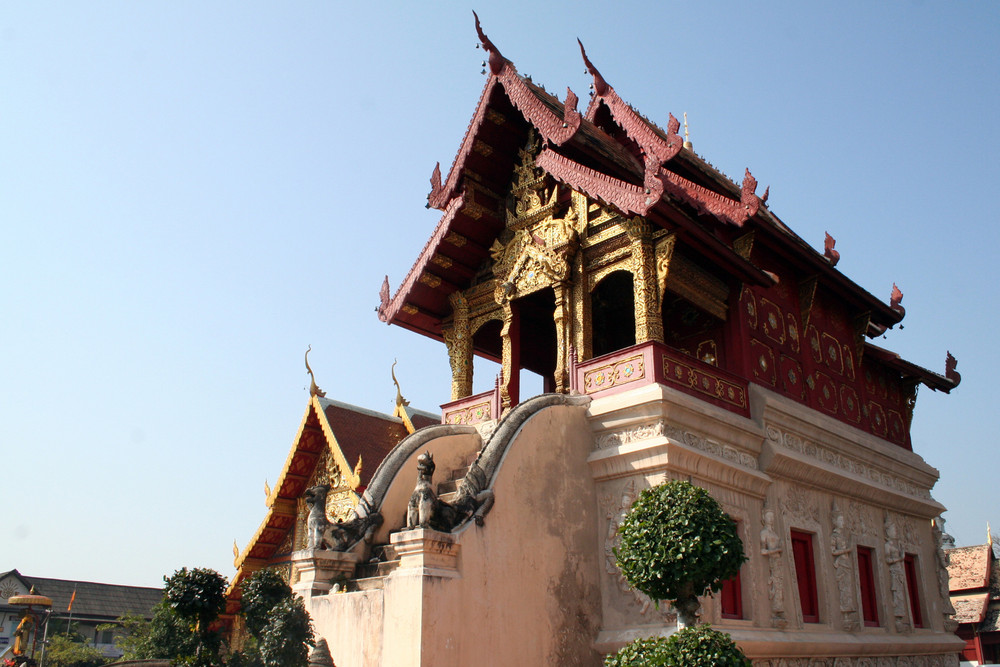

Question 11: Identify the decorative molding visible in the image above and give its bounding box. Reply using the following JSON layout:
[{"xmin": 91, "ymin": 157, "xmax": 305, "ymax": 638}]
[
  {"xmin": 594, "ymin": 419, "xmax": 759, "ymax": 471},
  {"xmin": 764, "ymin": 426, "xmax": 932, "ymax": 500}
]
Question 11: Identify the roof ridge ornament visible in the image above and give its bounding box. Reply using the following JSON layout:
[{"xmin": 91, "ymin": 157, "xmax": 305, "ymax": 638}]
[
  {"xmin": 945, "ymin": 351, "xmax": 961, "ymax": 387},
  {"xmin": 305, "ymin": 345, "xmax": 326, "ymax": 397},
  {"xmin": 392, "ymin": 359, "xmax": 410, "ymax": 408},
  {"xmin": 824, "ymin": 232, "xmax": 840, "ymax": 267},
  {"xmin": 578, "ymin": 39, "xmax": 609, "ymax": 97},
  {"xmin": 378, "ymin": 276, "xmax": 391, "ymax": 322},
  {"xmin": 473, "ymin": 11, "xmax": 505, "ymax": 75},
  {"xmin": 890, "ymin": 283, "xmax": 905, "ymax": 319}
]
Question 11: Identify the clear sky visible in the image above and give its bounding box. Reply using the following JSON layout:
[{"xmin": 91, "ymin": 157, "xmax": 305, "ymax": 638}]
[{"xmin": 3, "ymin": 2, "xmax": 997, "ymax": 589}]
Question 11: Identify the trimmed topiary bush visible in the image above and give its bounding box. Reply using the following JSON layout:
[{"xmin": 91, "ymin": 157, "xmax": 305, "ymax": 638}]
[
  {"xmin": 614, "ymin": 480, "xmax": 745, "ymax": 626},
  {"xmin": 604, "ymin": 625, "xmax": 751, "ymax": 667}
]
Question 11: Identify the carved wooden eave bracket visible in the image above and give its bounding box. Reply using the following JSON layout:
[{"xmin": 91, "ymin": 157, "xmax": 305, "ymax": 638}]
[
  {"xmin": 428, "ymin": 13, "xmax": 582, "ymax": 211},
  {"xmin": 378, "ymin": 193, "xmax": 465, "ymax": 325}
]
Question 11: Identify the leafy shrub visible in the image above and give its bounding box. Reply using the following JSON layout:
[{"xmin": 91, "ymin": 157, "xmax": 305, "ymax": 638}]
[
  {"xmin": 615, "ymin": 480, "xmax": 745, "ymax": 603},
  {"xmin": 604, "ymin": 625, "xmax": 751, "ymax": 667}
]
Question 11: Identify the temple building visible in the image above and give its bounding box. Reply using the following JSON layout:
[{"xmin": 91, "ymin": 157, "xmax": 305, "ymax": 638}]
[
  {"xmin": 240, "ymin": 18, "xmax": 965, "ymax": 667},
  {"xmin": 946, "ymin": 532, "xmax": 1000, "ymax": 665}
]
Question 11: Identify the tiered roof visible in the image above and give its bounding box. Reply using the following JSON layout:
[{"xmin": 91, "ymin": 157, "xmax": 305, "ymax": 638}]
[{"xmin": 376, "ymin": 15, "xmax": 957, "ymax": 395}]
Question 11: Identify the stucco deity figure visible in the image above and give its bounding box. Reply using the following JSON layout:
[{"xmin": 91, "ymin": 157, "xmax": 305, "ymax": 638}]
[
  {"xmin": 932, "ymin": 516, "xmax": 958, "ymax": 631},
  {"xmin": 831, "ymin": 503, "xmax": 858, "ymax": 629},
  {"xmin": 884, "ymin": 516, "xmax": 910, "ymax": 632},
  {"xmin": 760, "ymin": 507, "xmax": 787, "ymax": 627}
]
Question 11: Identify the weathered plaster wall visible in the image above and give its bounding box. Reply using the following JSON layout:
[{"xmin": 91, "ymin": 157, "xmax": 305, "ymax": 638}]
[
  {"xmin": 308, "ymin": 588, "xmax": 385, "ymax": 667},
  {"xmin": 414, "ymin": 401, "xmax": 604, "ymax": 666}
]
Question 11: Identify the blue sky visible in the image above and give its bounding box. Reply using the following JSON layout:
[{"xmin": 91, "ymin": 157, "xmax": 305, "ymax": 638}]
[{"xmin": 3, "ymin": 2, "xmax": 997, "ymax": 588}]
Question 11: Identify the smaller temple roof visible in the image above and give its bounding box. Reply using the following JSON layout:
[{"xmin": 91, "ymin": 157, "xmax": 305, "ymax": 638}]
[
  {"xmin": 952, "ymin": 592, "xmax": 990, "ymax": 625},
  {"xmin": 948, "ymin": 544, "xmax": 993, "ymax": 592},
  {"xmin": 0, "ymin": 569, "xmax": 161, "ymax": 620}
]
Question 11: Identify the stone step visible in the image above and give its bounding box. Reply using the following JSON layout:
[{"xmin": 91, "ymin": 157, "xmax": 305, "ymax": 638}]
[{"xmin": 352, "ymin": 575, "xmax": 386, "ymax": 591}]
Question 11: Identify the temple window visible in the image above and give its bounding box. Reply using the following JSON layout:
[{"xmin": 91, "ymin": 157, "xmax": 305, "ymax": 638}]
[
  {"xmin": 591, "ymin": 270, "xmax": 635, "ymax": 358},
  {"xmin": 791, "ymin": 530, "xmax": 820, "ymax": 623},
  {"xmin": 904, "ymin": 554, "xmax": 924, "ymax": 628},
  {"xmin": 517, "ymin": 288, "xmax": 558, "ymax": 391},
  {"xmin": 857, "ymin": 545, "xmax": 880, "ymax": 627}
]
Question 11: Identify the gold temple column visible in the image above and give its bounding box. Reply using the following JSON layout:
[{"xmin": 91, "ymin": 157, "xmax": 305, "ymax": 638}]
[
  {"xmin": 443, "ymin": 292, "xmax": 473, "ymax": 400},
  {"xmin": 499, "ymin": 299, "xmax": 520, "ymax": 413},
  {"xmin": 553, "ymin": 280, "xmax": 572, "ymax": 393},
  {"xmin": 624, "ymin": 217, "xmax": 664, "ymax": 344}
]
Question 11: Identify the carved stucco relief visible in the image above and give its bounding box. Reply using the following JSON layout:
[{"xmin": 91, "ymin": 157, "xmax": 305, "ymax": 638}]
[
  {"xmin": 599, "ymin": 477, "xmax": 675, "ymax": 623},
  {"xmin": 751, "ymin": 656, "xmax": 956, "ymax": 667},
  {"xmin": 594, "ymin": 419, "xmax": 758, "ymax": 471},
  {"xmin": 765, "ymin": 425, "xmax": 931, "ymax": 500}
]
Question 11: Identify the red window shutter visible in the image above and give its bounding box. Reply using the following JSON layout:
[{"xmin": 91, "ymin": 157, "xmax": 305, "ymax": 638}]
[
  {"xmin": 720, "ymin": 568, "xmax": 743, "ymax": 619},
  {"xmin": 791, "ymin": 530, "xmax": 819, "ymax": 623},
  {"xmin": 904, "ymin": 554, "xmax": 923, "ymax": 628},
  {"xmin": 857, "ymin": 546, "xmax": 880, "ymax": 627}
]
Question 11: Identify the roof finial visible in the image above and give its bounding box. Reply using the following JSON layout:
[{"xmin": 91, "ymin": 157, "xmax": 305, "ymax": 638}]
[
  {"xmin": 305, "ymin": 345, "xmax": 326, "ymax": 398},
  {"xmin": 392, "ymin": 359, "xmax": 410, "ymax": 408},
  {"xmin": 683, "ymin": 112, "xmax": 693, "ymax": 150},
  {"xmin": 989, "ymin": 522, "xmax": 994, "ymax": 550},
  {"xmin": 577, "ymin": 39, "xmax": 609, "ymax": 97},
  {"xmin": 824, "ymin": 232, "xmax": 840, "ymax": 267},
  {"xmin": 473, "ymin": 11, "xmax": 505, "ymax": 75}
]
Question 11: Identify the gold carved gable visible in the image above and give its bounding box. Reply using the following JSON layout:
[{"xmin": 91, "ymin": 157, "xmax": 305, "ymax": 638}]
[{"xmin": 489, "ymin": 131, "xmax": 585, "ymax": 304}]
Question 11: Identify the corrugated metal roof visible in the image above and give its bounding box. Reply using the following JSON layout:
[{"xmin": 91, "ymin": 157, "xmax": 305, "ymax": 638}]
[{"xmin": 19, "ymin": 575, "xmax": 162, "ymax": 620}]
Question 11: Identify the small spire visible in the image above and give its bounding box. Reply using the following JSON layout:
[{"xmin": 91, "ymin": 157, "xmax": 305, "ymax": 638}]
[
  {"xmin": 989, "ymin": 522, "xmax": 993, "ymax": 550},
  {"xmin": 683, "ymin": 112, "xmax": 693, "ymax": 150}
]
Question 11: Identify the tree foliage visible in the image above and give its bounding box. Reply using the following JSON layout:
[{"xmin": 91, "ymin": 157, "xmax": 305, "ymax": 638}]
[
  {"xmin": 604, "ymin": 625, "xmax": 751, "ymax": 667},
  {"xmin": 43, "ymin": 635, "xmax": 108, "ymax": 667},
  {"xmin": 236, "ymin": 569, "xmax": 314, "ymax": 667},
  {"xmin": 614, "ymin": 480, "xmax": 745, "ymax": 603}
]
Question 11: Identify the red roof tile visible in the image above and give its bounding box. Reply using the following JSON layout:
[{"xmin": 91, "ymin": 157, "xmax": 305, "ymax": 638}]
[
  {"xmin": 952, "ymin": 592, "xmax": 990, "ymax": 624},
  {"xmin": 948, "ymin": 544, "xmax": 992, "ymax": 592},
  {"xmin": 320, "ymin": 399, "xmax": 409, "ymax": 488}
]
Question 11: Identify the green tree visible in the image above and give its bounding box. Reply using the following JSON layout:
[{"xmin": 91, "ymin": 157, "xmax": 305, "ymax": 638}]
[
  {"xmin": 108, "ymin": 602, "xmax": 200, "ymax": 662},
  {"xmin": 615, "ymin": 480, "xmax": 745, "ymax": 627},
  {"xmin": 235, "ymin": 569, "xmax": 314, "ymax": 667},
  {"xmin": 610, "ymin": 480, "xmax": 750, "ymax": 666},
  {"xmin": 43, "ymin": 634, "xmax": 108, "ymax": 667},
  {"xmin": 604, "ymin": 624, "xmax": 751, "ymax": 667},
  {"xmin": 162, "ymin": 567, "xmax": 228, "ymax": 666}
]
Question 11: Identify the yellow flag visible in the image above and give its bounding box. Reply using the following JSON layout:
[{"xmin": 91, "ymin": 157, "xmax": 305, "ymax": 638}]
[{"xmin": 68, "ymin": 588, "xmax": 76, "ymax": 612}]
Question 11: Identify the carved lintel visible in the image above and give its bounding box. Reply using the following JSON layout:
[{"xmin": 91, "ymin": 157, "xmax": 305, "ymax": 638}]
[{"xmin": 799, "ymin": 276, "xmax": 819, "ymax": 332}]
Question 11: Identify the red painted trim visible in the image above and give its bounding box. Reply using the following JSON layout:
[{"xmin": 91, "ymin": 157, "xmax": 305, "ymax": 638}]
[
  {"xmin": 857, "ymin": 546, "xmax": 880, "ymax": 627},
  {"xmin": 791, "ymin": 530, "xmax": 820, "ymax": 623},
  {"xmin": 904, "ymin": 554, "xmax": 923, "ymax": 628},
  {"xmin": 536, "ymin": 148, "xmax": 658, "ymax": 216},
  {"xmin": 659, "ymin": 167, "xmax": 760, "ymax": 227},
  {"xmin": 378, "ymin": 193, "xmax": 465, "ymax": 324}
]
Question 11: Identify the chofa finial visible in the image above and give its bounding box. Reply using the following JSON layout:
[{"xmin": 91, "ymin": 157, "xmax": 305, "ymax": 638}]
[
  {"xmin": 305, "ymin": 345, "xmax": 326, "ymax": 398},
  {"xmin": 577, "ymin": 39, "xmax": 609, "ymax": 97},
  {"xmin": 392, "ymin": 359, "xmax": 410, "ymax": 408},
  {"xmin": 824, "ymin": 232, "xmax": 840, "ymax": 267},
  {"xmin": 473, "ymin": 11, "xmax": 505, "ymax": 75}
]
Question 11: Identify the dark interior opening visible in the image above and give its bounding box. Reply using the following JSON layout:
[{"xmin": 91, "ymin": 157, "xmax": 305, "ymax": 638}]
[{"xmin": 591, "ymin": 271, "xmax": 636, "ymax": 358}]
